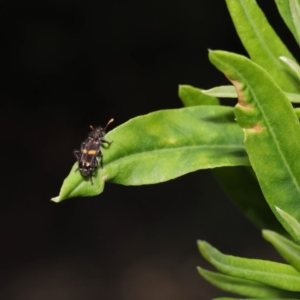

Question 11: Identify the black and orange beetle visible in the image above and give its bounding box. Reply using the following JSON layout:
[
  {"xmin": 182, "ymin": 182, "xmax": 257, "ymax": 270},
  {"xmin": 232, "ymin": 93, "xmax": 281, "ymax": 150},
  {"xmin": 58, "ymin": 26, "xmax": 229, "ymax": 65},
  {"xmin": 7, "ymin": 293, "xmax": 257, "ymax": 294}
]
[{"xmin": 74, "ymin": 118, "xmax": 114, "ymax": 184}]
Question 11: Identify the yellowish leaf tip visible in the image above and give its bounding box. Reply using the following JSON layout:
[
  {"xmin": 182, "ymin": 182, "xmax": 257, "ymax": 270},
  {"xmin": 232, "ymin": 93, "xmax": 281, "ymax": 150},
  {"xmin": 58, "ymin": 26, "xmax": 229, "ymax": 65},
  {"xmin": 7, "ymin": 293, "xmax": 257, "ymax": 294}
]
[{"xmin": 51, "ymin": 196, "xmax": 60, "ymax": 203}]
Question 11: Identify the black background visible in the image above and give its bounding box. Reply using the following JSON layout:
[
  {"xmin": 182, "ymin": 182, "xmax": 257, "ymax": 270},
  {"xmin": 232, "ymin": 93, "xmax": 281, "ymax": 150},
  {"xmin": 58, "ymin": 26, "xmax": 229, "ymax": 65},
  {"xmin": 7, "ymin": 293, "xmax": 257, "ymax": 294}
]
[{"xmin": 0, "ymin": 1, "xmax": 297, "ymax": 299}]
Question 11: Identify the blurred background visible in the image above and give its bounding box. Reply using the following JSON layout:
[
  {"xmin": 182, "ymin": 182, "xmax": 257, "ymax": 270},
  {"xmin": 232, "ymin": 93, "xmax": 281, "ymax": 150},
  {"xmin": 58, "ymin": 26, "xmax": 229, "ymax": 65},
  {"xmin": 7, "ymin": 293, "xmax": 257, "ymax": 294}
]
[{"xmin": 0, "ymin": 0, "xmax": 297, "ymax": 299}]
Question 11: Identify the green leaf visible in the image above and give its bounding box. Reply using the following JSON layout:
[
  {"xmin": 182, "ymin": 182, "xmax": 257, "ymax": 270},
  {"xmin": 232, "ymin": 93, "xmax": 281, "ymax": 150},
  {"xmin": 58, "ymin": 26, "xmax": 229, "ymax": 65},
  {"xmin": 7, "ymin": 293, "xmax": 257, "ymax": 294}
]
[
  {"xmin": 51, "ymin": 163, "xmax": 105, "ymax": 203},
  {"xmin": 294, "ymin": 108, "xmax": 300, "ymax": 119},
  {"xmin": 288, "ymin": 93, "xmax": 300, "ymax": 103},
  {"xmin": 178, "ymin": 85, "xmax": 219, "ymax": 106},
  {"xmin": 194, "ymin": 85, "xmax": 300, "ymax": 103},
  {"xmin": 226, "ymin": 0, "xmax": 298, "ymax": 92},
  {"xmin": 52, "ymin": 106, "xmax": 248, "ymax": 202},
  {"xmin": 280, "ymin": 56, "xmax": 300, "ymax": 87},
  {"xmin": 212, "ymin": 167, "xmax": 285, "ymax": 234},
  {"xmin": 275, "ymin": 207, "xmax": 300, "ymax": 242},
  {"xmin": 275, "ymin": 0, "xmax": 300, "ymax": 46},
  {"xmin": 198, "ymin": 241, "xmax": 300, "ymax": 292},
  {"xmin": 179, "ymin": 85, "xmax": 283, "ymax": 232},
  {"xmin": 198, "ymin": 267, "xmax": 300, "ymax": 298},
  {"xmin": 200, "ymin": 86, "xmax": 237, "ymax": 98},
  {"xmin": 209, "ymin": 50, "xmax": 300, "ymax": 242},
  {"xmin": 263, "ymin": 230, "xmax": 300, "ymax": 274}
]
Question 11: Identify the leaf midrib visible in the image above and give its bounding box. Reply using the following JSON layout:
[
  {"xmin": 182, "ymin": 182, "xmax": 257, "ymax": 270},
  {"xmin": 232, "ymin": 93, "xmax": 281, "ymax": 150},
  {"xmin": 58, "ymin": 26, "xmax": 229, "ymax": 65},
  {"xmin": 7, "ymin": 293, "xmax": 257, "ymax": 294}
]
[
  {"xmin": 106, "ymin": 144, "xmax": 246, "ymax": 165},
  {"xmin": 239, "ymin": 0, "xmax": 287, "ymax": 68},
  {"xmin": 211, "ymin": 257, "xmax": 300, "ymax": 283},
  {"xmin": 231, "ymin": 62, "xmax": 300, "ymax": 198}
]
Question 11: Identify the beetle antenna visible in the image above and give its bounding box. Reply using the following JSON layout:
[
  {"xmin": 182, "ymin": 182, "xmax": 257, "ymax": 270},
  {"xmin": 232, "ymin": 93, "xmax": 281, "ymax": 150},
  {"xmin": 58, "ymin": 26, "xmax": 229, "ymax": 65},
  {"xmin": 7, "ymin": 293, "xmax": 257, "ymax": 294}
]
[{"xmin": 104, "ymin": 118, "xmax": 114, "ymax": 130}]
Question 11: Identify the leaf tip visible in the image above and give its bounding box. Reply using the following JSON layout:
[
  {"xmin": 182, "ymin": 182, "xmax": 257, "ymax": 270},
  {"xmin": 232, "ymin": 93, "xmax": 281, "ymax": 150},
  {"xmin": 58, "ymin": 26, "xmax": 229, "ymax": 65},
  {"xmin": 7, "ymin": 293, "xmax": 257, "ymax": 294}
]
[
  {"xmin": 178, "ymin": 84, "xmax": 188, "ymax": 93},
  {"xmin": 279, "ymin": 56, "xmax": 288, "ymax": 63},
  {"xmin": 197, "ymin": 240, "xmax": 208, "ymax": 253},
  {"xmin": 197, "ymin": 239, "xmax": 204, "ymax": 246},
  {"xmin": 275, "ymin": 205, "xmax": 283, "ymax": 214},
  {"xmin": 51, "ymin": 196, "xmax": 61, "ymax": 203},
  {"xmin": 261, "ymin": 229, "xmax": 272, "ymax": 238}
]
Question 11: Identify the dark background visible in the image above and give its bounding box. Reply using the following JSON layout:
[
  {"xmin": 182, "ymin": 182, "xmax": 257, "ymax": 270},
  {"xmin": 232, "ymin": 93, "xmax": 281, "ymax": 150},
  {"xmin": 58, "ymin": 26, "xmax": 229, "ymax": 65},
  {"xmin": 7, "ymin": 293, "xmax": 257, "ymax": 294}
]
[{"xmin": 0, "ymin": 1, "xmax": 296, "ymax": 299}]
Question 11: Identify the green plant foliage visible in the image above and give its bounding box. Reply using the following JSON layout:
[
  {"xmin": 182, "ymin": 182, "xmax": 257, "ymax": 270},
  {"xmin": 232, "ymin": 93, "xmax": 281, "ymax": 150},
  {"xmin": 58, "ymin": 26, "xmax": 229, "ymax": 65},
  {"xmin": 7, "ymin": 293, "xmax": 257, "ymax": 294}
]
[
  {"xmin": 209, "ymin": 50, "xmax": 300, "ymax": 241},
  {"xmin": 263, "ymin": 230, "xmax": 300, "ymax": 273},
  {"xmin": 180, "ymin": 83, "xmax": 300, "ymax": 235},
  {"xmin": 287, "ymin": 92, "xmax": 300, "ymax": 103},
  {"xmin": 275, "ymin": 207, "xmax": 300, "ymax": 243},
  {"xmin": 179, "ymin": 84, "xmax": 284, "ymax": 233},
  {"xmin": 178, "ymin": 85, "xmax": 219, "ymax": 106},
  {"xmin": 198, "ymin": 241, "xmax": 300, "ymax": 292},
  {"xmin": 280, "ymin": 56, "xmax": 300, "ymax": 87},
  {"xmin": 225, "ymin": 0, "xmax": 298, "ymax": 92},
  {"xmin": 53, "ymin": 106, "xmax": 248, "ymax": 202},
  {"xmin": 200, "ymin": 85, "xmax": 237, "ymax": 98},
  {"xmin": 195, "ymin": 85, "xmax": 300, "ymax": 103},
  {"xmin": 294, "ymin": 108, "xmax": 300, "ymax": 119},
  {"xmin": 275, "ymin": 0, "xmax": 300, "ymax": 46},
  {"xmin": 197, "ymin": 267, "xmax": 300, "ymax": 298},
  {"xmin": 179, "ymin": 85, "xmax": 278, "ymax": 232},
  {"xmin": 195, "ymin": 0, "xmax": 300, "ymax": 298},
  {"xmin": 55, "ymin": 0, "xmax": 300, "ymax": 297}
]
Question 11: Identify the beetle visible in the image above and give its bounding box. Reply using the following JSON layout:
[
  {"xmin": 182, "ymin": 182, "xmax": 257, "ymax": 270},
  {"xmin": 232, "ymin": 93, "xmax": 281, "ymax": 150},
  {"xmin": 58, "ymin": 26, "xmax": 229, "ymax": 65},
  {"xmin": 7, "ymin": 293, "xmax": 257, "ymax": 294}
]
[{"xmin": 74, "ymin": 118, "xmax": 114, "ymax": 184}]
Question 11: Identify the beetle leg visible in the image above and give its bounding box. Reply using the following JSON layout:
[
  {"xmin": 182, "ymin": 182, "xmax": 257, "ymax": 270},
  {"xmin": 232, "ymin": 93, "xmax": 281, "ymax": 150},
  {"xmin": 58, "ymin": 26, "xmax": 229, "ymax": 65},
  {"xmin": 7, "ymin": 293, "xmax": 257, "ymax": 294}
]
[
  {"xmin": 99, "ymin": 151, "xmax": 103, "ymax": 168},
  {"xmin": 94, "ymin": 158, "xmax": 98, "ymax": 169},
  {"xmin": 74, "ymin": 150, "xmax": 82, "ymax": 172},
  {"xmin": 80, "ymin": 141, "xmax": 86, "ymax": 151},
  {"xmin": 74, "ymin": 149, "xmax": 82, "ymax": 161},
  {"xmin": 101, "ymin": 139, "xmax": 112, "ymax": 146},
  {"xmin": 89, "ymin": 175, "xmax": 94, "ymax": 185}
]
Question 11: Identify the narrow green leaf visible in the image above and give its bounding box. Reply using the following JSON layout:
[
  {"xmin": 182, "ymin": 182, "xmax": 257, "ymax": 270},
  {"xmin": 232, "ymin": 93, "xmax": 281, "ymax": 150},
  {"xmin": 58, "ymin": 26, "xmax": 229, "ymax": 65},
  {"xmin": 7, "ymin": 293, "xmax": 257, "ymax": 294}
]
[
  {"xmin": 178, "ymin": 85, "xmax": 219, "ymax": 106},
  {"xmin": 209, "ymin": 50, "xmax": 300, "ymax": 242},
  {"xmin": 226, "ymin": 0, "xmax": 298, "ymax": 92},
  {"xmin": 179, "ymin": 85, "xmax": 283, "ymax": 232},
  {"xmin": 275, "ymin": 207, "xmax": 300, "ymax": 241},
  {"xmin": 179, "ymin": 85, "xmax": 284, "ymax": 233},
  {"xmin": 198, "ymin": 267, "xmax": 300, "ymax": 298},
  {"xmin": 201, "ymin": 86, "xmax": 237, "ymax": 98},
  {"xmin": 198, "ymin": 241, "xmax": 300, "ymax": 292},
  {"xmin": 288, "ymin": 93, "xmax": 300, "ymax": 103},
  {"xmin": 294, "ymin": 108, "xmax": 300, "ymax": 119},
  {"xmin": 275, "ymin": 0, "xmax": 300, "ymax": 45},
  {"xmin": 52, "ymin": 106, "xmax": 248, "ymax": 202},
  {"xmin": 179, "ymin": 86, "xmax": 264, "ymax": 234},
  {"xmin": 196, "ymin": 85, "xmax": 300, "ymax": 103},
  {"xmin": 51, "ymin": 163, "xmax": 105, "ymax": 203},
  {"xmin": 212, "ymin": 167, "xmax": 285, "ymax": 234},
  {"xmin": 263, "ymin": 230, "xmax": 300, "ymax": 274},
  {"xmin": 280, "ymin": 56, "xmax": 300, "ymax": 88}
]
